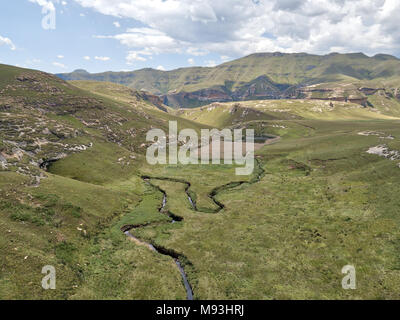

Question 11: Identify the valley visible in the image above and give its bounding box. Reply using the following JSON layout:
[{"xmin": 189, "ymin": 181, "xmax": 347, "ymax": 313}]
[{"xmin": 2, "ymin": 59, "xmax": 400, "ymax": 300}]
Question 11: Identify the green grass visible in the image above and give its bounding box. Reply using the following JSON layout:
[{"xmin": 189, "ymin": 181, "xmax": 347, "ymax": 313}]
[
  {"xmin": 128, "ymin": 119, "xmax": 400, "ymax": 299},
  {"xmin": 4, "ymin": 115, "xmax": 400, "ymax": 299},
  {"xmin": 3, "ymin": 63, "xmax": 400, "ymax": 300}
]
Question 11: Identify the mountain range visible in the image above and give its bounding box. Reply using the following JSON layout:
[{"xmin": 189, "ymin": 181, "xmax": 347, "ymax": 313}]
[{"xmin": 57, "ymin": 52, "xmax": 400, "ymax": 108}]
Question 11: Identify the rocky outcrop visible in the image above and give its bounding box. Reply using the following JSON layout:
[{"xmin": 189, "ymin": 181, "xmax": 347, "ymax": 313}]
[
  {"xmin": 164, "ymin": 89, "xmax": 233, "ymax": 108},
  {"xmin": 358, "ymin": 87, "xmax": 385, "ymax": 95},
  {"xmin": 0, "ymin": 154, "xmax": 7, "ymax": 169},
  {"xmin": 166, "ymin": 80, "xmax": 376, "ymax": 108},
  {"xmin": 392, "ymin": 88, "xmax": 400, "ymax": 100},
  {"xmin": 298, "ymin": 85, "xmax": 370, "ymax": 106},
  {"xmin": 39, "ymin": 153, "xmax": 68, "ymax": 170}
]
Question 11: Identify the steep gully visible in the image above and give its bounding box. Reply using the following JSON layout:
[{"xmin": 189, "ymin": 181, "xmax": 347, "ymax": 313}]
[{"xmin": 120, "ymin": 159, "xmax": 266, "ymax": 300}]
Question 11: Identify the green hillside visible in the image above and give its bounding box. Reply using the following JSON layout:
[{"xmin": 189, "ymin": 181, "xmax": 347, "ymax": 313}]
[
  {"xmin": 0, "ymin": 65, "xmax": 208, "ymax": 299},
  {"xmin": 68, "ymin": 80, "xmax": 174, "ymax": 113}
]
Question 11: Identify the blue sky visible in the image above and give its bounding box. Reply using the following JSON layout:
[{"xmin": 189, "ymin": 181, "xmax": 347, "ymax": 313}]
[
  {"xmin": 0, "ymin": 0, "xmax": 399, "ymax": 74},
  {"xmin": 0, "ymin": 0, "xmax": 225, "ymax": 73}
]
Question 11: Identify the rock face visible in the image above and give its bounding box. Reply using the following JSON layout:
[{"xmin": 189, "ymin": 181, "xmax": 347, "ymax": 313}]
[
  {"xmin": 136, "ymin": 91, "xmax": 168, "ymax": 112},
  {"xmin": 164, "ymin": 89, "xmax": 233, "ymax": 108},
  {"xmin": 162, "ymin": 76, "xmax": 295, "ymax": 108},
  {"xmin": 296, "ymin": 85, "xmax": 383, "ymax": 106},
  {"xmin": 0, "ymin": 154, "xmax": 7, "ymax": 169},
  {"xmin": 161, "ymin": 80, "xmax": 389, "ymax": 108}
]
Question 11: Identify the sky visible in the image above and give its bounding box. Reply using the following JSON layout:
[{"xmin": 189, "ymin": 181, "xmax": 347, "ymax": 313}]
[{"xmin": 0, "ymin": 0, "xmax": 399, "ymax": 74}]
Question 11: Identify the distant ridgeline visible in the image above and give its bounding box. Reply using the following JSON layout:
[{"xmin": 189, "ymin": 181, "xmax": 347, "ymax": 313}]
[{"xmin": 56, "ymin": 52, "xmax": 400, "ymax": 108}]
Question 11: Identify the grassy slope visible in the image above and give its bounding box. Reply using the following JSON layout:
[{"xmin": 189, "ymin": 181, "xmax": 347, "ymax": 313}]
[
  {"xmin": 0, "ymin": 65, "xmax": 190, "ymax": 299},
  {"xmin": 177, "ymin": 99, "xmax": 400, "ymax": 129},
  {"xmin": 68, "ymin": 80, "xmax": 175, "ymax": 113}
]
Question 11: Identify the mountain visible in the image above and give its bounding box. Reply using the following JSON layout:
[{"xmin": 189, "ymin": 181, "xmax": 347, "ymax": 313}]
[{"xmin": 56, "ymin": 52, "xmax": 400, "ymax": 108}]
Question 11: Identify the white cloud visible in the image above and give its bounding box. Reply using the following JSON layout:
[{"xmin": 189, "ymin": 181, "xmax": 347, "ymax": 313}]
[
  {"xmin": 83, "ymin": 56, "xmax": 90, "ymax": 60},
  {"xmin": 113, "ymin": 21, "xmax": 121, "ymax": 28},
  {"xmin": 74, "ymin": 0, "xmax": 400, "ymax": 57},
  {"xmin": 156, "ymin": 65, "xmax": 166, "ymax": 71},
  {"xmin": 28, "ymin": 0, "xmax": 55, "ymax": 11},
  {"xmin": 205, "ymin": 60, "xmax": 217, "ymax": 67},
  {"xmin": 94, "ymin": 56, "xmax": 110, "ymax": 61},
  {"xmin": 189, "ymin": 2, "xmax": 217, "ymax": 24},
  {"xmin": 188, "ymin": 58, "xmax": 195, "ymax": 65},
  {"xmin": 80, "ymin": 13, "xmax": 85, "ymax": 17},
  {"xmin": 52, "ymin": 62, "xmax": 67, "ymax": 69},
  {"xmin": 0, "ymin": 35, "xmax": 16, "ymax": 50},
  {"xmin": 126, "ymin": 51, "xmax": 151, "ymax": 64},
  {"xmin": 62, "ymin": 1, "xmax": 67, "ymax": 5},
  {"xmin": 96, "ymin": 28, "xmax": 181, "ymax": 56},
  {"xmin": 57, "ymin": 55, "xmax": 64, "ymax": 59},
  {"xmin": 187, "ymin": 47, "xmax": 208, "ymax": 56}
]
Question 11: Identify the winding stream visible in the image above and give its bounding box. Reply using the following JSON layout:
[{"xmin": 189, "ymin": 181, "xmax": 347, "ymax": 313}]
[
  {"xmin": 122, "ymin": 181, "xmax": 194, "ymax": 300},
  {"xmin": 121, "ymin": 158, "xmax": 266, "ymax": 300}
]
